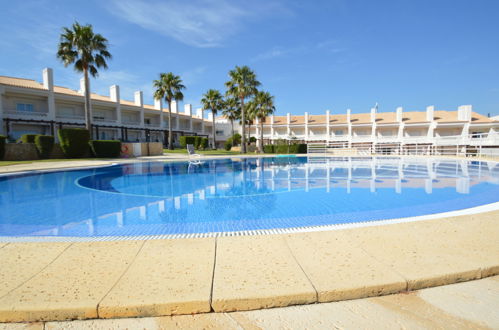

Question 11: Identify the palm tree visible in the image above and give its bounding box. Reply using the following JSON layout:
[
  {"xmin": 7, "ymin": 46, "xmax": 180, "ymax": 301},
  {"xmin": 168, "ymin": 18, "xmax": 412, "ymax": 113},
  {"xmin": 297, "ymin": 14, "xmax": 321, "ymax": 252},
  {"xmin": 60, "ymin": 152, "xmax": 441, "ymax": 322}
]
[
  {"xmin": 225, "ymin": 66, "xmax": 260, "ymax": 153},
  {"xmin": 153, "ymin": 73, "xmax": 185, "ymax": 150},
  {"xmin": 201, "ymin": 89, "xmax": 224, "ymax": 149},
  {"xmin": 252, "ymin": 91, "xmax": 276, "ymax": 153},
  {"xmin": 245, "ymin": 102, "xmax": 257, "ymax": 143},
  {"xmin": 222, "ymin": 96, "xmax": 240, "ymax": 138},
  {"xmin": 57, "ymin": 22, "xmax": 112, "ymax": 137}
]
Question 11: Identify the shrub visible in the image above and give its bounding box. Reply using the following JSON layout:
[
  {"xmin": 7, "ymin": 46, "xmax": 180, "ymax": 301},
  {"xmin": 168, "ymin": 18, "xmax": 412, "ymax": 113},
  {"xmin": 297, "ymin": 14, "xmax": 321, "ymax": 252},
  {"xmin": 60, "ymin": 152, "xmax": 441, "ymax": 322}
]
[
  {"xmin": 296, "ymin": 143, "xmax": 307, "ymax": 153},
  {"xmin": 231, "ymin": 133, "xmax": 241, "ymax": 146},
  {"xmin": 194, "ymin": 136, "xmax": 202, "ymax": 149},
  {"xmin": 263, "ymin": 145, "xmax": 275, "ymax": 153},
  {"xmin": 89, "ymin": 140, "xmax": 121, "ymax": 158},
  {"xmin": 249, "ymin": 136, "xmax": 257, "ymax": 143},
  {"xmin": 275, "ymin": 144, "xmax": 290, "ymax": 154},
  {"xmin": 0, "ymin": 135, "xmax": 6, "ymax": 160},
  {"xmin": 58, "ymin": 128, "xmax": 90, "ymax": 158},
  {"xmin": 200, "ymin": 137, "xmax": 209, "ymax": 150},
  {"xmin": 20, "ymin": 134, "xmax": 37, "ymax": 143},
  {"xmin": 224, "ymin": 141, "xmax": 232, "ymax": 151},
  {"xmin": 34, "ymin": 135, "xmax": 54, "ymax": 159},
  {"xmin": 179, "ymin": 136, "xmax": 196, "ymax": 148}
]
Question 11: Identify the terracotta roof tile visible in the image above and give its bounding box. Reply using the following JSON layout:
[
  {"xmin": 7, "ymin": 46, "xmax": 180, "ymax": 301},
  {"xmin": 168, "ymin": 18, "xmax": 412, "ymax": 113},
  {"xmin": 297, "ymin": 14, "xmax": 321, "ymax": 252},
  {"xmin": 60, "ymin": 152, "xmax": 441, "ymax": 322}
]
[
  {"xmin": 0, "ymin": 76, "xmax": 45, "ymax": 90},
  {"xmin": 350, "ymin": 113, "xmax": 372, "ymax": 124}
]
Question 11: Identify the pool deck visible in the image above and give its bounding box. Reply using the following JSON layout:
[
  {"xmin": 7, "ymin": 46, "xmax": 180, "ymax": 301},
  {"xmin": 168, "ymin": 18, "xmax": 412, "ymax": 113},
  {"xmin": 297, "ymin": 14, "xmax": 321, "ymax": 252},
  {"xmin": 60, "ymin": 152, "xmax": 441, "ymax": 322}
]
[
  {"xmin": 3, "ymin": 275, "xmax": 498, "ymax": 329},
  {"xmin": 0, "ymin": 155, "xmax": 497, "ymax": 323}
]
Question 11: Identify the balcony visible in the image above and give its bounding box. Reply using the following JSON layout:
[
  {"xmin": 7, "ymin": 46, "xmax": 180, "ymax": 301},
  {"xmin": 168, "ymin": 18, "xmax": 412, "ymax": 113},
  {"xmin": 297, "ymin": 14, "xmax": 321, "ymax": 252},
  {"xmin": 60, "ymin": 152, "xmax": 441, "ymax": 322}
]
[
  {"xmin": 351, "ymin": 135, "xmax": 373, "ymax": 143},
  {"xmin": 93, "ymin": 117, "xmax": 117, "ymax": 123},
  {"xmin": 4, "ymin": 108, "xmax": 48, "ymax": 117}
]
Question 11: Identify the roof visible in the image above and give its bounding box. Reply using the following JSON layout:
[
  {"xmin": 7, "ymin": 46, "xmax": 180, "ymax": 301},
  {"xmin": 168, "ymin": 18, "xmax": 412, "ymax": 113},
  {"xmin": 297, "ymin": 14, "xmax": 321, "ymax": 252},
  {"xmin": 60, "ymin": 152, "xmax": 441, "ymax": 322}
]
[{"xmin": 0, "ymin": 76, "xmax": 46, "ymax": 90}]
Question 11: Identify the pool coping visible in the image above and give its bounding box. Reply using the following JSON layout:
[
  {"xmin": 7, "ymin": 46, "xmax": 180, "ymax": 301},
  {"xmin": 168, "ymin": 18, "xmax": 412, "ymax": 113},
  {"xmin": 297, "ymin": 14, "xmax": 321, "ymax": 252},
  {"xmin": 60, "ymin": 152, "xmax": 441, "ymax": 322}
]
[{"xmin": 0, "ymin": 155, "xmax": 497, "ymax": 323}]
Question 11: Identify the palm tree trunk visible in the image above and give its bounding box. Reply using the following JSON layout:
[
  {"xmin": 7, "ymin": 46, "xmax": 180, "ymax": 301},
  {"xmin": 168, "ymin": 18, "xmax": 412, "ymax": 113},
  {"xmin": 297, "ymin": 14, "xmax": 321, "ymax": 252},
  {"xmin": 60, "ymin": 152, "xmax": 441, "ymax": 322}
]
[
  {"xmin": 212, "ymin": 110, "xmax": 216, "ymax": 149},
  {"xmin": 230, "ymin": 119, "xmax": 234, "ymax": 138},
  {"xmin": 83, "ymin": 68, "xmax": 92, "ymax": 138},
  {"xmin": 241, "ymin": 98, "xmax": 246, "ymax": 153},
  {"xmin": 260, "ymin": 119, "xmax": 264, "ymax": 153},
  {"xmin": 168, "ymin": 100, "xmax": 173, "ymax": 150}
]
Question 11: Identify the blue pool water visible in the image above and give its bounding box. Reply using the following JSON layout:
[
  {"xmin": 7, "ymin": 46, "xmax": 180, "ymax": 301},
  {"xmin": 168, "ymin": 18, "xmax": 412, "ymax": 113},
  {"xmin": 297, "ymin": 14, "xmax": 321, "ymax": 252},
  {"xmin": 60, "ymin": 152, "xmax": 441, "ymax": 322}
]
[{"xmin": 0, "ymin": 156, "xmax": 498, "ymax": 237}]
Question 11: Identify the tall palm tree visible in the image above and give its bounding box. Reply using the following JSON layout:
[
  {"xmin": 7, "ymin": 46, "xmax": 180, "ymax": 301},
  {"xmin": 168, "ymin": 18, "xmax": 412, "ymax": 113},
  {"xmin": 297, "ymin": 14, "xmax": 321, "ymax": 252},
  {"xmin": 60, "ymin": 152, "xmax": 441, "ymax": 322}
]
[
  {"xmin": 57, "ymin": 22, "xmax": 112, "ymax": 137},
  {"xmin": 222, "ymin": 96, "xmax": 240, "ymax": 138},
  {"xmin": 245, "ymin": 102, "xmax": 257, "ymax": 143},
  {"xmin": 153, "ymin": 73, "xmax": 185, "ymax": 150},
  {"xmin": 252, "ymin": 91, "xmax": 276, "ymax": 153},
  {"xmin": 201, "ymin": 89, "xmax": 224, "ymax": 149},
  {"xmin": 225, "ymin": 66, "xmax": 260, "ymax": 153}
]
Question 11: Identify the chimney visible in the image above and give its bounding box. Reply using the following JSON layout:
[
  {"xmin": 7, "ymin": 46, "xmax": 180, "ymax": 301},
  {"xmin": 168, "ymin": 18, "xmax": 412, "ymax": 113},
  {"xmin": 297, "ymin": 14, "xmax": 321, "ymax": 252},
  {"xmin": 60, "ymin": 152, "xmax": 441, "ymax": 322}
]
[
  {"xmin": 154, "ymin": 98, "xmax": 162, "ymax": 110},
  {"xmin": 458, "ymin": 105, "xmax": 472, "ymax": 121},
  {"xmin": 184, "ymin": 104, "xmax": 192, "ymax": 116},
  {"xmin": 110, "ymin": 85, "xmax": 120, "ymax": 102},
  {"xmin": 370, "ymin": 107, "xmax": 376, "ymax": 123},
  {"xmin": 196, "ymin": 107, "xmax": 203, "ymax": 118},
  {"xmin": 42, "ymin": 68, "xmax": 53, "ymax": 91},
  {"xmin": 270, "ymin": 115, "xmax": 274, "ymax": 124},
  {"xmin": 134, "ymin": 91, "xmax": 143, "ymax": 106},
  {"xmin": 79, "ymin": 77, "xmax": 86, "ymax": 94},
  {"xmin": 347, "ymin": 109, "xmax": 351, "ymax": 122},
  {"xmin": 171, "ymin": 100, "xmax": 178, "ymax": 113},
  {"xmin": 304, "ymin": 112, "xmax": 309, "ymax": 124},
  {"xmin": 426, "ymin": 105, "xmax": 435, "ymax": 121},
  {"xmin": 396, "ymin": 106, "xmax": 403, "ymax": 122},
  {"xmin": 287, "ymin": 113, "xmax": 291, "ymax": 124},
  {"xmin": 207, "ymin": 112, "xmax": 213, "ymax": 121}
]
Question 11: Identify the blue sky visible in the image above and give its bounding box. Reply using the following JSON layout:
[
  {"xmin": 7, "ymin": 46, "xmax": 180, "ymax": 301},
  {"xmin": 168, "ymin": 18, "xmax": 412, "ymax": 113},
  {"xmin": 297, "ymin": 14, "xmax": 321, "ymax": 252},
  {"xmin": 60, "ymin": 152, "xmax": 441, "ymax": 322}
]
[{"xmin": 1, "ymin": 0, "xmax": 498, "ymax": 117}]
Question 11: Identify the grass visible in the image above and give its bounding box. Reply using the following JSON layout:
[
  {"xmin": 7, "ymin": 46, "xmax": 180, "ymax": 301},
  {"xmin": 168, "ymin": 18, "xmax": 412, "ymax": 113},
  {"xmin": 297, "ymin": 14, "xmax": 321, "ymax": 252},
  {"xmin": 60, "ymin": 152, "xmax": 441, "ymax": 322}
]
[{"xmin": 163, "ymin": 149, "xmax": 242, "ymax": 155}]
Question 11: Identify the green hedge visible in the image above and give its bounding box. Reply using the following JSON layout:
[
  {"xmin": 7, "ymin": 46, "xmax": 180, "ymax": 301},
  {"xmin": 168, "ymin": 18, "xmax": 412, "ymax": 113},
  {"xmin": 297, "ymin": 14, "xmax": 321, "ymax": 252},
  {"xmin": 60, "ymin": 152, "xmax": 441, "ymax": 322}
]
[
  {"xmin": 263, "ymin": 145, "xmax": 274, "ymax": 153},
  {"xmin": 194, "ymin": 136, "xmax": 202, "ymax": 149},
  {"xmin": 200, "ymin": 137, "xmax": 209, "ymax": 150},
  {"xmin": 179, "ymin": 136, "xmax": 196, "ymax": 148},
  {"xmin": 20, "ymin": 134, "xmax": 37, "ymax": 143},
  {"xmin": 0, "ymin": 135, "xmax": 6, "ymax": 160},
  {"xmin": 34, "ymin": 135, "xmax": 54, "ymax": 159},
  {"xmin": 231, "ymin": 133, "xmax": 241, "ymax": 146},
  {"xmin": 264, "ymin": 143, "xmax": 307, "ymax": 154},
  {"xmin": 58, "ymin": 128, "xmax": 90, "ymax": 158},
  {"xmin": 224, "ymin": 141, "xmax": 232, "ymax": 151},
  {"xmin": 89, "ymin": 140, "xmax": 121, "ymax": 158},
  {"xmin": 249, "ymin": 136, "xmax": 257, "ymax": 143}
]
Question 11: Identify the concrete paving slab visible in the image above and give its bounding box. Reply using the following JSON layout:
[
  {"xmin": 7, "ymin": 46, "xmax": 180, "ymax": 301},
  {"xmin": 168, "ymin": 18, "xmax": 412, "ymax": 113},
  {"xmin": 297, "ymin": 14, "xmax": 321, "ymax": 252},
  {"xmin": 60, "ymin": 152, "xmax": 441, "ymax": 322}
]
[
  {"xmin": 98, "ymin": 238, "xmax": 216, "ymax": 318},
  {"xmin": 345, "ymin": 218, "xmax": 486, "ymax": 290},
  {"xmin": 0, "ymin": 241, "xmax": 143, "ymax": 323},
  {"xmin": 285, "ymin": 231, "xmax": 407, "ymax": 302},
  {"xmin": 211, "ymin": 235, "xmax": 317, "ymax": 312},
  {"xmin": 46, "ymin": 313, "xmax": 241, "ymax": 330},
  {"xmin": 0, "ymin": 323, "xmax": 43, "ymax": 330},
  {"xmin": 0, "ymin": 243, "xmax": 71, "ymax": 297}
]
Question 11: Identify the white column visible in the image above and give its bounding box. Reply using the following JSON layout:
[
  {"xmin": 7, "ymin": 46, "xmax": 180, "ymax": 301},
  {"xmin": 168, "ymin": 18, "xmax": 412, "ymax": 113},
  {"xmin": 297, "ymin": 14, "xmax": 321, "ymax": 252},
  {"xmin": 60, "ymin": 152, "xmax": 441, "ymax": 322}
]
[
  {"xmin": 171, "ymin": 101, "xmax": 178, "ymax": 130},
  {"xmin": 110, "ymin": 85, "xmax": 121, "ymax": 126},
  {"xmin": 326, "ymin": 110, "xmax": 330, "ymax": 141},
  {"xmin": 347, "ymin": 109, "xmax": 352, "ymax": 147},
  {"xmin": 426, "ymin": 106, "xmax": 435, "ymax": 139},
  {"xmin": 196, "ymin": 107, "xmax": 204, "ymax": 133},
  {"xmin": 184, "ymin": 104, "xmax": 192, "ymax": 132},
  {"xmin": 370, "ymin": 107, "xmax": 377, "ymax": 138},
  {"xmin": 270, "ymin": 115, "xmax": 274, "ymax": 140},
  {"xmin": 304, "ymin": 112, "xmax": 309, "ymax": 140},
  {"xmin": 43, "ymin": 68, "xmax": 56, "ymax": 121},
  {"xmin": 286, "ymin": 113, "xmax": 291, "ymax": 137},
  {"xmin": 154, "ymin": 97, "xmax": 163, "ymax": 128},
  {"xmin": 135, "ymin": 91, "xmax": 144, "ymax": 127},
  {"xmin": 396, "ymin": 106, "xmax": 404, "ymax": 140}
]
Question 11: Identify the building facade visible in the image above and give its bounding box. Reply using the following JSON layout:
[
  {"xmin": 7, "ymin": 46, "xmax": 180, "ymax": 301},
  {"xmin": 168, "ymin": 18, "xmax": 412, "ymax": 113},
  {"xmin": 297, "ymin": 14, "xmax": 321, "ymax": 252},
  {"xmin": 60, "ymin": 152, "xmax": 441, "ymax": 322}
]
[
  {"xmin": 0, "ymin": 68, "xmax": 213, "ymax": 145},
  {"xmin": 217, "ymin": 105, "xmax": 499, "ymax": 155}
]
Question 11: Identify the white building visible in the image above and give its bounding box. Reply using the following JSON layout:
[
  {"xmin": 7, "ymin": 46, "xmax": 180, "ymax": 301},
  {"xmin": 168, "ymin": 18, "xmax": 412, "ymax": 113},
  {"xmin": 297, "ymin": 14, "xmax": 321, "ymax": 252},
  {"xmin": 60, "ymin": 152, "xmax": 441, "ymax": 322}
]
[{"xmin": 0, "ymin": 68, "xmax": 211, "ymax": 145}]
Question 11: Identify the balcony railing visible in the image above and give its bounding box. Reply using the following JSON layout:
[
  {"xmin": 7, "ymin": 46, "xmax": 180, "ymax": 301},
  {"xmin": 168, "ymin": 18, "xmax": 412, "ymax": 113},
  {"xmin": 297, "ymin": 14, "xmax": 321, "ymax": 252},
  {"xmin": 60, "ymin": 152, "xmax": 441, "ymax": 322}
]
[{"xmin": 4, "ymin": 109, "xmax": 48, "ymax": 117}]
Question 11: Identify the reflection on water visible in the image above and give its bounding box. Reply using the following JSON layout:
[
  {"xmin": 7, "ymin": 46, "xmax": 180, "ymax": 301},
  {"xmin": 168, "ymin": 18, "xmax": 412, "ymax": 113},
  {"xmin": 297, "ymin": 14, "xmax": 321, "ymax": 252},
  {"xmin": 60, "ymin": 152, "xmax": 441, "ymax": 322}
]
[{"xmin": 0, "ymin": 157, "xmax": 498, "ymax": 237}]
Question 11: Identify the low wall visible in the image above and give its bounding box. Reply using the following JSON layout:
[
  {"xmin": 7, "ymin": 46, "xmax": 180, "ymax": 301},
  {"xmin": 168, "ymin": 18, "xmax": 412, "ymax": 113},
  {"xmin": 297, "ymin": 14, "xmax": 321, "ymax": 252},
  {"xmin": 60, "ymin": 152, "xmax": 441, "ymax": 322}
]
[
  {"xmin": 120, "ymin": 142, "xmax": 163, "ymax": 158},
  {"xmin": 4, "ymin": 144, "xmax": 72, "ymax": 161}
]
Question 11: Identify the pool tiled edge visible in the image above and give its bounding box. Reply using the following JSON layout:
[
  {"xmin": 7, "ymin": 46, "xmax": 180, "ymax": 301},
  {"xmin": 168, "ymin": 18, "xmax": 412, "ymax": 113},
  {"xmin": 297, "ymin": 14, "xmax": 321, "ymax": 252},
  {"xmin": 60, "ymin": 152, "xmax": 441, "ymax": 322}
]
[{"xmin": 0, "ymin": 209, "xmax": 497, "ymax": 323}]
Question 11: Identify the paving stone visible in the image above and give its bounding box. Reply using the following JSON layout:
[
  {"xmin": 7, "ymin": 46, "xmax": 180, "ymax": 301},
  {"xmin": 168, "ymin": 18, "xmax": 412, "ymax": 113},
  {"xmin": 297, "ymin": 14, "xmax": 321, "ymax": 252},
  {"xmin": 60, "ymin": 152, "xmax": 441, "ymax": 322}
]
[
  {"xmin": 286, "ymin": 231, "xmax": 407, "ymax": 302},
  {"xmin": 212, "ymin": 235, "xmax": 317, "ymax": 312},
  {"xmin": 98, "ymin": 238, "xmax": 215, "ymax": 318},
  {"xmin": 0, "ymin": 241, "xmax": 143, "ymax": 322}
]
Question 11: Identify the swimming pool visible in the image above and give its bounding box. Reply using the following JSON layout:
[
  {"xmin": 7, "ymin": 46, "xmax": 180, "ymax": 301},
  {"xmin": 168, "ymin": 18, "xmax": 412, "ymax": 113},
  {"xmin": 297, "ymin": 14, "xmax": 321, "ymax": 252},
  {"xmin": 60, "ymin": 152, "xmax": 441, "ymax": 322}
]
[{"xmin": 1, "ymin": 156, "xmax": 498, "ymax": 239}]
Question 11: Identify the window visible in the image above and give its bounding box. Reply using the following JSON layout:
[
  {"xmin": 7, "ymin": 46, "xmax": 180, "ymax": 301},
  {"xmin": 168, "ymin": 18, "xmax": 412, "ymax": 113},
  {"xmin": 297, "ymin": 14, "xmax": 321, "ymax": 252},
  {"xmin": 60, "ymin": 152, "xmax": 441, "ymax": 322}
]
[
  {"xmin": 216, "ymin": 130, "xmax": 224, "ymax": 136},
  {"xmin": 16, "ymin": 103, "xmax": 34, "ymax": 112},
  {"xmin": 145, "ymin": 118, "xmax": 151, "ymax": 125},
  {"xmin": 334, "ymin": 130, "xmax": 344, "ymax": 136}
]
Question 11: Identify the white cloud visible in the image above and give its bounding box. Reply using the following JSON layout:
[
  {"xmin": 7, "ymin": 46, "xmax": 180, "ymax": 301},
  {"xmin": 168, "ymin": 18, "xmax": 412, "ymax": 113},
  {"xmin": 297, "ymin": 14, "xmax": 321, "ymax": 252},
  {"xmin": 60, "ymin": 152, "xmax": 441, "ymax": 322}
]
[{"xmin": 106, "ymin": 0, "xmax": 287, "ymax": 47}]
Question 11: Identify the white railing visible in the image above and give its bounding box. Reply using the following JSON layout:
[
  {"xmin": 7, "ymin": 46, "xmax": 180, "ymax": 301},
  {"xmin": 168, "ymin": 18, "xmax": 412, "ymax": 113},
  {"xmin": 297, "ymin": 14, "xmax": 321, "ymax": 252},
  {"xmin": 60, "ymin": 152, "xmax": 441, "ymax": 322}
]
[{"xmin": 4, "ymin": 109, "xmax": 48, "ymax": 117}]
